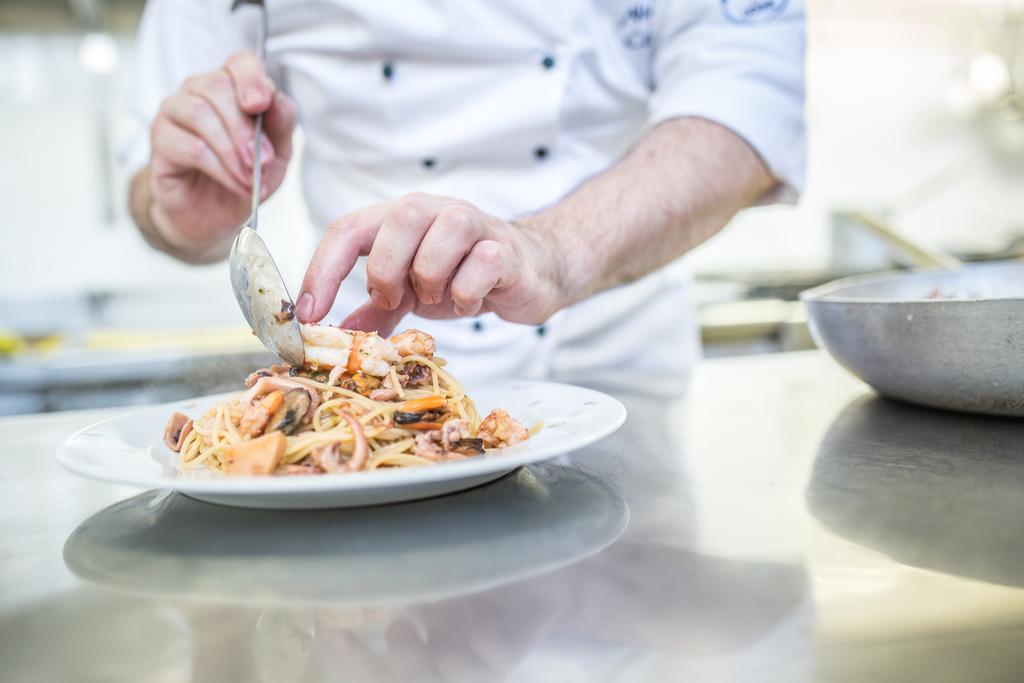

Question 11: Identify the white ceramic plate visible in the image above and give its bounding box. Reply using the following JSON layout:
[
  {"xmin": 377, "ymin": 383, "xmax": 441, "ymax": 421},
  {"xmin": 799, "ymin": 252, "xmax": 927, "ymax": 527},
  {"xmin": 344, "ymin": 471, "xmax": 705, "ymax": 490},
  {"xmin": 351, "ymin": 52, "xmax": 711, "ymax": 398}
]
[{"xmin": 56, "ymin": 381, "xmax": 627, "ymax": 509}]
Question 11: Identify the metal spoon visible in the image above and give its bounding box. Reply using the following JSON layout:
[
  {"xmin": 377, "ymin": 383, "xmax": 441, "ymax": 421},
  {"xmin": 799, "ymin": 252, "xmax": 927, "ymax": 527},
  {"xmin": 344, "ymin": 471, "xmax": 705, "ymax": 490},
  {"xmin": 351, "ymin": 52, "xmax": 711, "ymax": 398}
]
[{"xmin": 227, "ymin": 0, "xmax": 304, "ymax": 367}]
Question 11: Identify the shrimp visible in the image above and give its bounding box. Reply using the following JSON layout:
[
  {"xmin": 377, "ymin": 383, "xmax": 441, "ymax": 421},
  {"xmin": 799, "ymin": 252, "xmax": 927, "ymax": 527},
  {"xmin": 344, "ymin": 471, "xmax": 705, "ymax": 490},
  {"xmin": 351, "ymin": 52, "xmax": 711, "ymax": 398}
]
[
  {"xmin": 300, "ymin": 324, "xmax": 399, "ymax": 377},
  {"xmin": 390, "ymin": 329, "xmax": 435, "ymax": 358},
  {"xmin": 476, "ymin": 409, "xmax": 529, "ymax": 448}
]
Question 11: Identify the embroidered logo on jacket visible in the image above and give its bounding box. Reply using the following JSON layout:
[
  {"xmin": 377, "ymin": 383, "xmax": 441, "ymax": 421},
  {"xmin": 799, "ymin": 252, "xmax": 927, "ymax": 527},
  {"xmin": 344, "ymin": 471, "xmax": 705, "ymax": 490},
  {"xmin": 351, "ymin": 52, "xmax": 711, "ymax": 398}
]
[
  {"xmin": 721, "ymin": 0, "xmax": 788, "ymax": 24},
  {"xmin": 616, "ymin": 4, "xmax": 652, "ymax": 49}
]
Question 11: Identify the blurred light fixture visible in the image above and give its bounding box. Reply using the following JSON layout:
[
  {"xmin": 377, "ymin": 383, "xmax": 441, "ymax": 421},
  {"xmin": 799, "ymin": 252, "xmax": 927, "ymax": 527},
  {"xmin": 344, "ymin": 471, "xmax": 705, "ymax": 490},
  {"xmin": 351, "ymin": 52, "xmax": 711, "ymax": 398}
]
[
  {"xmin": 968, "ymin": 52, "xmax": 1011, "ymax": 99},
  {"xmin": 78, "ymin": 32, "xmax": 118, "ymax": 76}
]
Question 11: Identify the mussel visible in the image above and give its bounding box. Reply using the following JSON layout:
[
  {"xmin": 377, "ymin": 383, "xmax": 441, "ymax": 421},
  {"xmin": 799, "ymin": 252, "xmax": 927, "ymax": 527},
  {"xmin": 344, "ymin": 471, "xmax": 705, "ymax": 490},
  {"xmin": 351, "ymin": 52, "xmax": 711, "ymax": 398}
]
[{"xmin": 265, "ymin": 388, "xmax": 313, "ymax": 435}]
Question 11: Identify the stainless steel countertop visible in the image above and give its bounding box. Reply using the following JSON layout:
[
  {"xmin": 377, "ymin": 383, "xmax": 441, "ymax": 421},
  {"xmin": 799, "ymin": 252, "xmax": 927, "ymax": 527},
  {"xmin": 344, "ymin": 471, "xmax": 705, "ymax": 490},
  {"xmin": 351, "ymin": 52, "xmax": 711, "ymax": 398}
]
[{"xmin": 3, "ymin": 351, "xmax": 1024, "ymax": 682}]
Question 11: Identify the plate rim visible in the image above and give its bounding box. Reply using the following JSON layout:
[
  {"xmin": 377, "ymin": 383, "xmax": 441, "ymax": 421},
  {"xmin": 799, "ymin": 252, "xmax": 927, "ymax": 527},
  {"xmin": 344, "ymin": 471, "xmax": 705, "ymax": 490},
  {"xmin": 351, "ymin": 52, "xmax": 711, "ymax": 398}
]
[{"xmin": 55, "ymin": 380, "xmax": 627, "ymax": 496}]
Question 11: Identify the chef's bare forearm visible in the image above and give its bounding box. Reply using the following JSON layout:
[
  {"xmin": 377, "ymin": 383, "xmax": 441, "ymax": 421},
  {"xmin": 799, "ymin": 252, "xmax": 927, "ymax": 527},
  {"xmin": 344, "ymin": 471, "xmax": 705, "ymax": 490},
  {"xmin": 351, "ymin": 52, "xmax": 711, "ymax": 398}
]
[
  {"xmin": 129, "ymin": 166, "xmax": 231, "ymax": 265},
  {"xmin": 518, "ymin": 117, "xmax": 775, "ymax": 307},
  {"xmin": 300, "ymin": 116, "xmax": 776, "ymax": 330}
]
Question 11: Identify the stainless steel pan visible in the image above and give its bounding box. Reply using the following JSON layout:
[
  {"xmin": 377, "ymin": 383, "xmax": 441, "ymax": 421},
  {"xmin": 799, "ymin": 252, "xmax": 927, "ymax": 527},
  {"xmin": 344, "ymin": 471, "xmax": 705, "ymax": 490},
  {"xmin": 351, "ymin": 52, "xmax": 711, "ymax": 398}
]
[{"xmin": 801, "ymin": 260, "xmax": 1024, "ymax": 417}]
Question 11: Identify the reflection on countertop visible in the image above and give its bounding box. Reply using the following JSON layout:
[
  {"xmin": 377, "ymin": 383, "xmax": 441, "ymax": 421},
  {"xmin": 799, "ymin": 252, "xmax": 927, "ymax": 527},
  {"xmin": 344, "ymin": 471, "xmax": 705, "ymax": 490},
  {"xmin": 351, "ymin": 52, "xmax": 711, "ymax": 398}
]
[
  {"xmin": 56, "ymin": 465, "xmax": 809, "ymax": 682},
  {"xmin": 63, "ymin": 466, "xmax": 630, "ymax": 608},
  {"xmin": 810, "ymin": 395, "xmax": 1024, "ymax": 588},
  {"xmin": 5, "ymin": 352, "xmax": 1024, "ymax": 681},
  {"xmin": 1, "ymin": 372, "xmax": 815, "ymax": 682}
]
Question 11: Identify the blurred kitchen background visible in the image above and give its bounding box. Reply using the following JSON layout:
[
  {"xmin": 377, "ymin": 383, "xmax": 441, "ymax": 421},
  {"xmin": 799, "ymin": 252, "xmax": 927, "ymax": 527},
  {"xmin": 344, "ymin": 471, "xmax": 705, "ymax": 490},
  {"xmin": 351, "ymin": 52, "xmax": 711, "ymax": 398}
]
[{"xmin": 2, "ymin": 0, "xmax": 1024, "ymax": 414}]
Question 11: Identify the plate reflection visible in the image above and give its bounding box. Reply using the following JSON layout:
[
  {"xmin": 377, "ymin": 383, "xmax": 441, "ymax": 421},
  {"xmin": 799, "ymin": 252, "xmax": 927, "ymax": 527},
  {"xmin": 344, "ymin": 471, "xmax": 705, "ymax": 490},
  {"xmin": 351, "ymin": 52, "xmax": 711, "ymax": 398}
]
[
  {"xmin": 47, "ymin": 391, "xmax": 814, "ymax": 682},
  {"xmin": 64, "ymin": 465, "xmax": 629, "ymax": 607}
]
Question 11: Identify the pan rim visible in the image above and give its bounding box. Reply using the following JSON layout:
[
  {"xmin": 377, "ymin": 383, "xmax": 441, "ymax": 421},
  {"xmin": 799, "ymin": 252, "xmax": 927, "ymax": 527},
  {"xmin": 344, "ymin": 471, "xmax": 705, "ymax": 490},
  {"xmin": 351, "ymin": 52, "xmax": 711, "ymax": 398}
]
[{"xmin": 799, "ymin": 262, "xmax": 1024, "ymax": 305}]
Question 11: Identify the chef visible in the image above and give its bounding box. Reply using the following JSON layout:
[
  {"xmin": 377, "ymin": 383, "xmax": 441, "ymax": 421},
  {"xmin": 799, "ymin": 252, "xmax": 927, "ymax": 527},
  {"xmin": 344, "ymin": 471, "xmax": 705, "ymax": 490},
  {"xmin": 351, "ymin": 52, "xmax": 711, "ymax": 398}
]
[{"xmin": 125, "ymin": 0, "xmax": 805, "ymax": 393}]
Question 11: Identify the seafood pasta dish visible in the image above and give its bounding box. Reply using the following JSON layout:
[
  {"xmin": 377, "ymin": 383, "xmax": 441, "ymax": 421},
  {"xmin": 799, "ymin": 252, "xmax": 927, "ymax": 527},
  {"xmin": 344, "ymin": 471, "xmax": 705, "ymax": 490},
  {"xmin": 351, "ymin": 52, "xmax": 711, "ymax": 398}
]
[{"xmin": 163, "ymin": 326, "xmax": 531, "ymax": 476}]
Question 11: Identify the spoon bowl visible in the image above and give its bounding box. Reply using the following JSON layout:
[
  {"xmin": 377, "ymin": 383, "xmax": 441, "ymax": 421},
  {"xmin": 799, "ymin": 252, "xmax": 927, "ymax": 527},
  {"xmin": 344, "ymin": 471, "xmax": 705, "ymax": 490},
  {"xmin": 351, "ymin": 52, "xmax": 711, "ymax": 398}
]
[
  {"xmin": 229, "ymin": 227, "xmax": 305, "ymax": 367},
  {"xmin": 226, "ymin": 0, "xmax": 304, "ymax": 367}
]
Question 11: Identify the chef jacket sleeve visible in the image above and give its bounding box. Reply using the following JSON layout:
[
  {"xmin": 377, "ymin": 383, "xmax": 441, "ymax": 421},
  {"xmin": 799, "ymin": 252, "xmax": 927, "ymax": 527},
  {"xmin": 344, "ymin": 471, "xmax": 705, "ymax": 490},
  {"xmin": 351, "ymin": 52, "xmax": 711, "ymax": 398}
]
[
  {"xmin": 649, "ymin": 0, "xmax": 806, "ymax": 199},
  {"xmin": 120, "ymin": 0, "xmax": 246, "ymax": 178}
]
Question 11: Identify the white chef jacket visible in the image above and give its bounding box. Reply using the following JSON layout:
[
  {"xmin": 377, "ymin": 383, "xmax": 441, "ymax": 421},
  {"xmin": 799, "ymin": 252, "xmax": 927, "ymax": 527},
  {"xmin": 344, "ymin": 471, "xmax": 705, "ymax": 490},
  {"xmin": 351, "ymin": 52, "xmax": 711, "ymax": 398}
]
[{"xmin": 124, "ymin": 0, "xmax": 805, "ymax": 394}]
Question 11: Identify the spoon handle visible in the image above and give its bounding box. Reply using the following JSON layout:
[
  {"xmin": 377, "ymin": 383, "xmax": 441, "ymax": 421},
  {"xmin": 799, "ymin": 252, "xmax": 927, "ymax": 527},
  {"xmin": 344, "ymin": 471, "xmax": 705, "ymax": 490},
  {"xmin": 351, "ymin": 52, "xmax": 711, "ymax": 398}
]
[
  {"xmin": 233, "ymin": 0, "xmax": 268, "ymax": 231},
  {"xmin": 250, "ymin": 110, "xmax": 264, "ymax": 231}
]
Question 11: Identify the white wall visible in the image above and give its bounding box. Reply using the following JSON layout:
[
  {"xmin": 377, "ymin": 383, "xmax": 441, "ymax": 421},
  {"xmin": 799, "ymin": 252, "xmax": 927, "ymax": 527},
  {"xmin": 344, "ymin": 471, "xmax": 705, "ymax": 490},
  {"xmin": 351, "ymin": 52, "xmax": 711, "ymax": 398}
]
[{"xmin": 0, "ymin": 33, "xmax": 316, "ymax": 331}]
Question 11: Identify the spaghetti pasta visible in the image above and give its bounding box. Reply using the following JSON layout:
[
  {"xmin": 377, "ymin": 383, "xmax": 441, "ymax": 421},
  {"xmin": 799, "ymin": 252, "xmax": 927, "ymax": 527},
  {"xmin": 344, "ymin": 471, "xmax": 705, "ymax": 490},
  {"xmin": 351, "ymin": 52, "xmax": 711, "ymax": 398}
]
[{"xmin": 164, "ymin": 327, "xmax": 531, "ymax": 476}]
